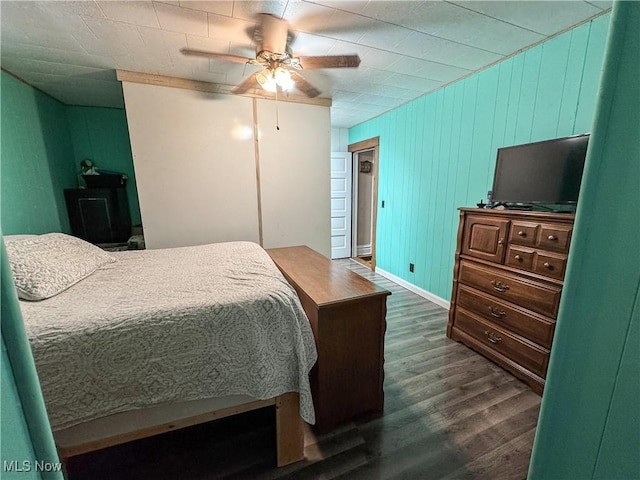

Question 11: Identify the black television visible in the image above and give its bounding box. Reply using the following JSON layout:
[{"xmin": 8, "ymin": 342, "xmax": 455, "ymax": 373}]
[{"xmin": 491, "ymin": 133, "xmax": 589, "ymax": 207}]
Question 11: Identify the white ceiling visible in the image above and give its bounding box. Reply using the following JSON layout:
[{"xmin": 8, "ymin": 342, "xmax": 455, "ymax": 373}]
[{"xmin": 1, "ymin": 1, "xmax": 610, "ymax": 128}]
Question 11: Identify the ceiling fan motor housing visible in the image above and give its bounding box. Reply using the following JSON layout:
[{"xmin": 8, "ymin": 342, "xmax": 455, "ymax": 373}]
[{"xmin": 258, "ymin": 14, "xmax": 289, "ymax": 55}]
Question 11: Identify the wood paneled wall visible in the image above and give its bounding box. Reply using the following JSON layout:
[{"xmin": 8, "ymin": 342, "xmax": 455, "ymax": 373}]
[
  {"xmin": 0, "ymin": 72, "xmax": 76, "ymax": 235},
  {"xmin": 66, "ymin": 106, "xmax": 141, "ymax": 225},
  {"xmin": 349, "ymin": 13, "xmax": 610, "ymax": 302}
]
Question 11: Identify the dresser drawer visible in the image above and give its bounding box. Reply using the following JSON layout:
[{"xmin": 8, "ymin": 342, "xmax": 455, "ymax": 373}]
[
  {"xmin": 509, "ymin": 221, "xmax": 539, "ymax": 247},
  {"xmin": 458, "ymin": 261, "xmax": 562, "ymax": 318},
  {"xmin": 505, "ymin": 245, "xmax": 535, "ymax": 270},
  {"xmin": 509, "ymin": 220, "xmax": 572, "ymax": 253},
  {"xmin": 538, "ymin": 223, "xmax": 572, "ymax": 252},
  {"xmin": 456, "ymin": 285, "xmax": 555, "ymax": 348},
  {"xmin": 454, "ymin": 309, "xmax": 550, "ymax": 378},
  {"xmin": 506, "ymin": 246, "xmax": 568, "ymax": 281},
  {"xmin": 533, "ymin": 251, "xmax": 567, "ymax": 280}
]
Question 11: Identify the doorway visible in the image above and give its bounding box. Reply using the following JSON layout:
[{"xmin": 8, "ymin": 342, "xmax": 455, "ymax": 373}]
[{"xmin": 348, "ymin": 137, "xmax": 379, "ymax": 270}]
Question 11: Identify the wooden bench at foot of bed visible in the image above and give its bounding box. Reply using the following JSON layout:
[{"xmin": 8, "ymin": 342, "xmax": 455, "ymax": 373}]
[
  {"xmin": 267, "ymin": 246, "xmax": 391, "ymax": 433},
  {"xmin": 55, "ymin": 392, "xmax": 303, "ymax": 471}
]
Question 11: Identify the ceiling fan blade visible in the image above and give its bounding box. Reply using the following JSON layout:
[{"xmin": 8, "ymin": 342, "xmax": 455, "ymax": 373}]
[
  {"xmin": 181, "ymin": 48, "xmax": 253, "ymax": 64},
  {"xmin": 297, "ymin": 55, "xmax": 361, "ymax": 69},
  {"xmin": 233, "ymin": 75, "xmax": 259, "ymax": 95},
  {"xmin": 291, "ymin": 71, "xmax": 321, "ymax": 98}
]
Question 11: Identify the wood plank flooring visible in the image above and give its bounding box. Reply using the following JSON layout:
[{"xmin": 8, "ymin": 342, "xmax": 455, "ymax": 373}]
[{"xmin": 67, "ymin": 260, "xmax": 541, "ymax": 480}]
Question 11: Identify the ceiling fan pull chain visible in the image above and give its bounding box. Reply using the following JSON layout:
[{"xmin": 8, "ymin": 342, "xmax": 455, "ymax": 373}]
[{"xmin": 275, "ymin": 87, "xmax": 280, "ymax": 131}]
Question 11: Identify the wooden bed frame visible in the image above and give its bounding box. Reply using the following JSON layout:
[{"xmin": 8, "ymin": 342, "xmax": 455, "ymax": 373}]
[{"xmin": 55, "ymin": 392, "xmax": 303, "ymax": 473}]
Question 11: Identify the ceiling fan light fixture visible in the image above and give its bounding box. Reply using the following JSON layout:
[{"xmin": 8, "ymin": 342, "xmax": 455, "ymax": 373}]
[
  {"xmin": 274, "ymin": 67, "xmax": 294, "ymax": 91},
  {"xmin": 256, "ymin": 66, "xmax": 294, "ymax": 93},
  {"xmin": 256, "ymin": 68, "xmax": 277, "ymax": 92},
  {"xmin": 255, "ymin": 68, "xmax": 270, "ymax": 85}
]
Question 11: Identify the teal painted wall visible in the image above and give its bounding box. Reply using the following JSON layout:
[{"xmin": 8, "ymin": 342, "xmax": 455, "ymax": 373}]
[
  {"xmin": 1, "ymin": 338, "xmax": 39, "ymax": 480},
  {"xmin": 0, "ymin": 72, "xmax": 76, "ymax": 235},
  {"xmin": 1, "ymin": 236, "xmax": 63, "ymax": 479},
  {"xmin": 66, "ymin": 106, "xmax": 141, "ymax": 225},
  {"xmin": 1, "ymin": 73, "xmax": 140, "ymax": 234},
  {"xmin": 529, "ymin": 1, "xmax": 640, "ymax": 478},
  {"xmin": 349, "ymin": 13, "xmax": 610, "ymax": 301}
]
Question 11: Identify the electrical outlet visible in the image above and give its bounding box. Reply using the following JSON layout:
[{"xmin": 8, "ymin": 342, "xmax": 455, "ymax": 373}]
[
  {"xmin": 381, "ymin": 200, "xmax": 385, "ymax": 208},
  {"xmin": 409, "ymin": 263, "xmax": 414, "ymax": 273}
]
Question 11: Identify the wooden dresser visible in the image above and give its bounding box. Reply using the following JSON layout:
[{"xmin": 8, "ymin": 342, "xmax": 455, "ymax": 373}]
[
  {"xmin": 447, "ymin": 208, "xmax": 575, "ymax": 394},
  {"xmin": 267, "ymin": 246, "xmax": 391, "ymax": 433}
]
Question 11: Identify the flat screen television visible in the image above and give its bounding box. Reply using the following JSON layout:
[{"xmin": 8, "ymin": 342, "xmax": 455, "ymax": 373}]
[{"xmin": 491, "ymin": 133, "xmax": 589, "ymax": 206}]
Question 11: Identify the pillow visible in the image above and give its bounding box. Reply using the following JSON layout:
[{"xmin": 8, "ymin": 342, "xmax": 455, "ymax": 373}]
[
  {"xmin": 4, "ymin": 233, "xmax": 116, "ymax": 301},
  {"xmin": 3, "ymin": 234, "xmax": 37, "ymax": 240}
]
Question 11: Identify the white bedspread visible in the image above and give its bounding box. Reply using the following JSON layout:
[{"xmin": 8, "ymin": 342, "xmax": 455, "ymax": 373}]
[{"xmin": 19, "ymin": 241, "xmax": 317, "ymax": 428}]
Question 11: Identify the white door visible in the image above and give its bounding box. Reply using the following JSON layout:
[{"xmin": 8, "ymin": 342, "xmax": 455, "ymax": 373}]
[{"xmin": 330, "ymin": 152, "xmax": 352, "ymax": 259}]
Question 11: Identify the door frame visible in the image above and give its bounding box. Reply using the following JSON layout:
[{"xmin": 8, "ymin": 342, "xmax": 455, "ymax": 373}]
[
  {"xmin": 351, "ymin": 150, "xmax": 375, "ymax": 259},
  {"xmin": 348, "ymin": 136, "xmax": 379, "ymax": 270}
]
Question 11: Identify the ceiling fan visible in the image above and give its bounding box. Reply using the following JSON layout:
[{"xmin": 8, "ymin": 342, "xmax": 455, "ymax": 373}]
[{"xmin": 180, "ymin": 13, "xmax": 361, "ymax": 98}]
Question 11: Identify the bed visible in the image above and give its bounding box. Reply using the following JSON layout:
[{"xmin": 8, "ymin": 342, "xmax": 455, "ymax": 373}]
[{"xmin": 5, "ymin": 234, "xmax": 317, "ymax": 468}]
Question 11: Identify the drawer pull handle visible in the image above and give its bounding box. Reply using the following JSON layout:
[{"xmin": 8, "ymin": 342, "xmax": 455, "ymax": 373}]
[
  {"xmin": 497, "ymin": 239, "xmax": 504, "ymax": 246},
  {"xmin": 484, "ymin": 330, "xmax": 503, "ymax": 344},
  {"xmin": 491, "ymin": 280, "xmax": 510, "ymax": 292},
  {"xmin": 514, "ymin": 254, "xmax": 522, "ymax": 261},
  {"xmin": 517, "ymin": 230, "xmax": 526, "ymax": 237},
  {"xmin": 489, "ymin": 306, "xmax": 506, "ymax": 318},
  {"xmin": 543, "ymin": 262, "xmax": 552, "ymax": 269},
  {"xmin": 548, "ymin": 235, "xmax": 557, "ymax": 241}
]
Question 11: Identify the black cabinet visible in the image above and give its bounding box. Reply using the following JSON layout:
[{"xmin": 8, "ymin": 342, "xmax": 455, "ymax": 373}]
[{"xmin": 64, "ymin": 188, "xmax": 131, "ymax": 244}]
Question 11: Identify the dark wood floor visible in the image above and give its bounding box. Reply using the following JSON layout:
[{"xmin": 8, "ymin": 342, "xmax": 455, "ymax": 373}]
[{"xmin": 67, "ymin": 260, "xmax": 541, "ymax": 480}]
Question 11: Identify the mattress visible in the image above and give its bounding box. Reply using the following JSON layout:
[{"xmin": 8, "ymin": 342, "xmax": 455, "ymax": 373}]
[{"xmin": 19, "ymin": 241, "xmax": 317, "ymax": 428}]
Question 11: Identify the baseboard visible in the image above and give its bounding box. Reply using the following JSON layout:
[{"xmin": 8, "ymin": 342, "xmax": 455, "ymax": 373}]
[
  {"xmin": 356, "ymin": 244, "xmax": 372, "ymax": 256},
  {"xmin": 374, "ymin": 267, "xmax": 451, "ymax": 310}
]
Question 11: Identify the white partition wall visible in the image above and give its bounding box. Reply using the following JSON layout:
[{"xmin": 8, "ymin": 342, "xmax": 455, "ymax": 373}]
[
  {"xmin": 122, "ymin": 81, "xmax": 331, "ymax": 255},
  {"xmin": 122, "ymin": 83, "xmax": 259, "ymax": 249},
  {"xmin": 257, "ymin": 99, "xmax": 331, "ymax": 257}
]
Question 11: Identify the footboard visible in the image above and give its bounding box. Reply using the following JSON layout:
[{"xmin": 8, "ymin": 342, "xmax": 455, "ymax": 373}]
[{"xmin": 56, "ymin": 392, "xmax": 303, "ymax": 471}]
